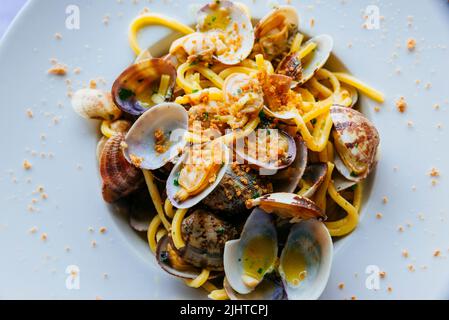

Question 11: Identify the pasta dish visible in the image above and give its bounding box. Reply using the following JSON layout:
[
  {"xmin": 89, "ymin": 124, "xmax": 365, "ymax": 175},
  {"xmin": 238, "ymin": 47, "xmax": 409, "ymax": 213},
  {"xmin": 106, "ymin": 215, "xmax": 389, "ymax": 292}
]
[{"xmin": 71, "ymin": 0, "xmax": 382, "ymax": 300}]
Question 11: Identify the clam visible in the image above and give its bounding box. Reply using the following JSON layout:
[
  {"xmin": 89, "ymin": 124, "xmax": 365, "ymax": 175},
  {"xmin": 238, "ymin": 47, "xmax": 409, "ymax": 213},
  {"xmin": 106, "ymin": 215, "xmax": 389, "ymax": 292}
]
[
  {"xmin": 283, "ymin": 35, "xmax": 333, "ymax": 86},
  {"xmin": 96, "ymin": 136, "xmax": 109, "ymax": 163},
  {"xmin": 72, "ymin": 88, "xmax": 122, "ymax": 120},
  {"xmin": 270, "ymin": 135, "xmax": 308, "ymax": 193},
  {"xmin": 169, "ymin": 32, "xmax": 216, "ymax": 64},
  {"xmin": 330, "ymin": 106, "xmax": 380, "ymax": 182},
  {"xmin": 224, "ymin": 276, "xmax": 286, "ymax": 300},
  {"xmin": 223, "ymin": 73, "xmax": 264, "ymax": 124},
  {"xmin": 298, "ymin": 163, "xmax": 328, "ymax": 198},
  {"xmin": 234, "ymin": 130, "xmax": 297, "ymax": 172},
  {"xmin": 339, "ymin": 84, "xmax": 359, "ymax": 108},
  {"xmin": 196, "ymin": 0, "xmax": 254, "ymax": 65},
  {"xmin": 333, "ymin": 171, "xmax": 356, "ymax": 192},
  {"xmin": 224, "ymin": 208, "xmax": 332, "ymax": 300},
  {"xmin": 100, "ymin": 133, "xmax": 144, "ymax": 203},
  {"xmin": 246, "ymin": 193, "xmax": 326, "ymax": 222},
  {"xmin": 254, "ymin": 6, "xmax": 299, "ymax": 61},
  {"xmin": 278, "ymin": 220, "xmax": 333, "ymax": 300},
  {"xmin": 111, "ymin": 58, "xmax": 177, "ymax": 116},
  {"xmin": 175, "ymin": 209, "xmax": 238, "ymax": 271},
  {"xmin": 201, "ymin": 164, "xmax": 273, "ymax": 216},
  {"xmin": 167, "ymin": 142, "xmax": 230, "ymax": 209},
  {"xmin": 224, "ymin": 208, "xmax": 278, "ymax": 294},
  {"xmin": 156, "ymin": 235, "xmax": 221, "ymax": 280},
  {"xmin": 127, "ymin": 189, "xmax": 157, "ymax": 232},
  {"xmin": 123, "ymin": 103, "xmax": 189, "ymax": 170}
]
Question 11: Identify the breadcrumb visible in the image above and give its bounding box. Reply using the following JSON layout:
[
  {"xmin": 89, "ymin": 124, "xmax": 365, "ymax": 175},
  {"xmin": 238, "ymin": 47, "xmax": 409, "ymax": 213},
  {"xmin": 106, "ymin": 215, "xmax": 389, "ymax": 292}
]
[
  {"xmin": 433, "ymin": 250, "xmax": 441, "ymax": 257},
  {"xmin": 99, "ymin": 227, "xmax": 107, "ymax": 234},
  {"xmin": 382, "ymin": 196, "xmax": 389, "ymax": 204},
  {"xmin": 48, "ymin": 63, "xmax": 68, "ymax": 76},
  {"xmin": 402, "ymin": 250, "xmax": 409, "ymax": 258},
  {"xmin": 29, "ymin": 226, "xmax": 38, "ymax": 234},
  {"xmin": 396, "ymin": 97, "xmax": 407, "ymax": 113},
  {"xmin": 338, "ymin": 283, "xmax": 345, "ymax": 290},
  {"xmin": 54, "ymin": 33, "xmax": 63, "ymax": 40},
  {"xmin": 379, "ymin": 271, "xmax": 386, "ymax": 279},
  {"xmin": 26, "ymin": 109, "xmax": 34, "ymax": 118},
  {"xmin": 429, "ymin": 168, "xmax": 440, "ymax": 177},
  {"xmin": 41, "ymin": 233, "xmax": 48, "ymax": 241},
  {"xmin": 376, "ymin": 212, "xmax": 383, "ymax": 219},
  {"xmin": 407, "ymin": 264, "xmax": 415, "ymax": 272},
  {"xmin": 23, "ymin": 160, "xmax": 32, "ymax": 170},
  {"xmin": 407, "ymin": 38, "xmax": 416, "ymax": 51}
]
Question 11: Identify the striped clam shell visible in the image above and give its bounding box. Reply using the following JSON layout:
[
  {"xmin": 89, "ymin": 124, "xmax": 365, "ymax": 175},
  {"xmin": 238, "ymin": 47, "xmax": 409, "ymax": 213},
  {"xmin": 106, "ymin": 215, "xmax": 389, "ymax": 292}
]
[
  {"xmin": 330, "ymin": 106, "xmax": 380, "ymax": 181},
  {"xmin": 100, "ymin": 133, "xmax": 144, "ymax": 203}
]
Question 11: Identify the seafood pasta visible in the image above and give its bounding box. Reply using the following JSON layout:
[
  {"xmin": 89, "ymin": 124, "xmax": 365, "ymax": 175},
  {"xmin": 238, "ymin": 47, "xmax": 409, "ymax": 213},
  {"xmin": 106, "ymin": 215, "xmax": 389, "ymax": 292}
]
[{"xmin": 72, "ymin": 1, "xmax": 382, "ymax": 300}]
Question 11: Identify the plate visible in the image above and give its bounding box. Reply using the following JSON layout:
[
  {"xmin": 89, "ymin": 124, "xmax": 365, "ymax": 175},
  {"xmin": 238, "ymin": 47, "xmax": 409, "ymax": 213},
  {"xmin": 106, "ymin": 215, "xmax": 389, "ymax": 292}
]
[{"xmin": 1, "ymin": 0, "xmax": 449, "ymax": 299}]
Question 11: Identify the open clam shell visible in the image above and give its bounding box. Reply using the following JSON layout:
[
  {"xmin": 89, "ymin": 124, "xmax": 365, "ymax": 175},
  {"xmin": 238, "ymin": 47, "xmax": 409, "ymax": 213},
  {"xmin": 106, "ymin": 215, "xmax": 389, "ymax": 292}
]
[
  {"xmin": 299, "ymin": 163, "xmax": 328, "ymax": 198},
  {"xmin": 330, "ymin": 106, "xmax": 380, "ymax": 182},
  {"xmin": 166, "ymin": 142, "xmax": 231, "ymax": 209},
  {"xmin": 123, "ymin": 103, "xmax": 188, "ymax": 171},
  {"xmin": 224, "ymin": 276, "xmax": 286, "ymax": 300},
  {"xmin": 254, "ymin": 6, "xmax": 299, "ymax": 61},
  {"xmin": 156, "ymin": 235, "xmax": 221, "ymax": 280},
  {"xmin": 271, "ymin": 135, "xmax": 308, "ymax": 193},
  {"xmin": 175, "ymin": 209, "xmax": 238, "ymax": 271},
  {"xmin": 111, "ymin": 58, "xmax": 177, "ymax": 116},
  {"xmin": 294, "ymin": 35, "xmax": 334, "ymax": 86},
  {"xmin": 100, "ymin": 133, "xmax": 144, "ymax": 203},
  {"xmin": 72, "ymin": 88, "xmax": 122, "ymax": 121},
  {"xmin": 247, "ymin": 193, "xmax": 326, "ymax": 222},
  {"xmin": 197, "ymin": 0, "xmax": 254, "ymax": 65},
  {"xmin": 279, "ymin": 220, "xmax": 333, "ymax": 300},
  {"xmin": 333, "ymin": 171, "xmax": 357, "ymax": 192},
  {"xmin": 224, "ymin": 208, "xmax": 278, "ymax": 294},
  {"xmin": 235, "ymin": 130, "xmax": 296, "ymax": 172}
]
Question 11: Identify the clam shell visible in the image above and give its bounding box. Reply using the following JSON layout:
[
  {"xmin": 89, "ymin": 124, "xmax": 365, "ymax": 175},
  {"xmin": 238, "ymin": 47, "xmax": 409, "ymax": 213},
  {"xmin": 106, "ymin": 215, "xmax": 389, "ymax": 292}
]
[
  {"xmin": 300, "ymin": 163, "xmax": 328, "ymax": 198},
  {"xmin": 279, "ymin": 220, "xmax": 333, "ymax": 300},
  {"xmin": 96, "ymin": 136, "xmax": 109, "ymax": 163},
  {"xmin": 176, "ymin": 209, "xmax": 238, "ymax": 271},
  {"xmin": 123, "ymin": 103, "xmax": 189, "ymax": 170},
  {"xmin": 333, "ymin": 171, "xmax": 357, "ymax": 192},
  {"xmin": 100, "ymin": 133, "xmax": 144, "ymax": 203},
  {"xmin": 201, "ymin": 164, "xmax": 273, "ymax": 216},
  {"xmin": 166, "ymin": 142, "xmax": 231, "ymax": 209},
  {"xmin": 224, "ymin": 276, "xmax": 286, "ymax": 300},
  {"xmin": 296, "ymin": 35, "xmax": 334, "ymax": 86},
  {"xmin": 169, "ymin": 32, "xmax": 216, "ymax": 63},
  {"xmin": 271, "ymin": 135, "xmax": 308, "ymax": 193},
  {"xmin": 234, "ymin": 130, "xmax": 296, "ymax": 171},
  {"xmin": 156, "ymin": 235, "xmax": 222, "ymax": 280},
  {"xmin": 330, "ymin": 106, "xmax": 380, "ymax": 182},
  {"xmin": 247, "ymin": 193, "xmax": 326, "ymax": 222},
  {"xmin": 111, "ymin": 58, "xmax": 177, "ymax": 116},
  {"xmin": 72, "ymin": 88, "xmax": 122, "ymax": 120},
  {"xmin": 254, "ymin": 6, "xmax": 299, "ymax": 61},
  {"xmin": 197, "ymin": 0, "xmax": 254, "ymax": 65},
  {"xmin": 276, "ymin": 52, "xmax": 303, "ymax": 80},
  {"xmin": 223, "ymin": 73, "xmax": 264, "ymax": 116},
  {"xmin": 224, "ymin": 208, "xmax": 278, "ymax": 294},
  {"xmin": 127, "ymin": 189, "xmax": 157, "ymax": 232}
]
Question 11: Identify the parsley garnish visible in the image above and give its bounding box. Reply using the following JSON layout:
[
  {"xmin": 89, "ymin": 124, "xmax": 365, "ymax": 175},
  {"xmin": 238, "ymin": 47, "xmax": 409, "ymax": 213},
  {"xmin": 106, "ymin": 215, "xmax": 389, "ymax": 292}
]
[
  {"xmin": 173, "ymin": 172, "xmax": 180, "ymax": 186},
  {"xmin": 118, "ymin": 88, "xmax": 135, "ymax": 101}
]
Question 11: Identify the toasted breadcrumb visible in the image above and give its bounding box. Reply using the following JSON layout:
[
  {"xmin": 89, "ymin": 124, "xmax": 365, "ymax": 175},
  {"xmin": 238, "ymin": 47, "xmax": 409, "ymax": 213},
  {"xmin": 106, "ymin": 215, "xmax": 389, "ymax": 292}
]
[
  {"xmin": 99, "ymin": 227, "xmax": 107, "ymax": 234},
  {"xmin": 429, "ymin": 168, "xmax": 440, "ymax": 177},
  {"xmin": 407, "ymin": 38, "xmax": 416, "ymax": 51},
  {"xmin": 351, "ymin": 296, "xmax": 357, "ymax": 300},
  {"xmin": 73, "ymin": 67, "xmax": 81, "ymax": 74},
  {"xmin": 29, "ymin": 226, "xmax": 38, "ymax": 234},
  {"xmin": 407, "ymin": 264, "xmax": 415, "ymax": 272},
  {"xmin": 387, "ymin": 286, "xmax": 393, "ymax": 293},
  {"xmin": 48, "ymin": 63, "xmax": 68, "ymax": 76},
  {"xmin": 382, "ymin": 196, "xmax": 389, "ymax": 204},
  {"xmin": 26, "ymin": 109, "xmax": 34, "ymax": 118},
  {"xmin": 402, "ymin": 250, "xmax": 409, "ymax": 258},
  {"xmin": 89, "ymin": 79, "xmax": 97, "ymax": 89},
  {"xmin": 41, "ymin": 233, "xmax": 48, "ymax": 241},
  {"xmin": 434, "ymin": 250, "xmax": 441, "ymax": 257},
  {"xmin": 23, "ymin": 160, "xmax": 32, "ymax": 170},
  {"xmin": 54, "ymin": 33, "xmax": 63, "ymax": 40},
  {"xmin": 398, "ymin": 226, "xmax": 404, "ymax": 232},
  {"xmin": 396, "ymin": 97, "xmax": 407, "ymax": 113},
  {"xmin": 338, "ymin": 283, "xmax": 345, "ymax": 290},
  {"xmin": 376, "ymin": 213, "xmax": 383, "ymax": 219},
  {"xmin": 379, "ymin": 271, "xmax": 386, "ymax": 279},
  {"xmin": 91, "ymin": 240, "xmax": 97, "ymax": 248}
]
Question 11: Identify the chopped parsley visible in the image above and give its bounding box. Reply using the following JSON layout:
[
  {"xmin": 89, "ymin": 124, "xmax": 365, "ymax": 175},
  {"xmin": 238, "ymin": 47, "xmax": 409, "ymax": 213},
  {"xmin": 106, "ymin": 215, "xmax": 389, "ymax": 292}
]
[
  {"xmin": 160, "ymin": 251, "xmax": 169, "ymax": 263},
  {"xmin": 192, "ymin": 89, "xmax": 199, "ymax": 93},
  {"xmin": 311, "ymin": 119, "xmax": 317, "ymax": 125},
  {"xmin": 173, "ymin": 172, "xmax": 180, "ymax": 186},
  {"xmin": 215, "ymin": 226, "xmax": 225, "ymax": 235},
  {"xmin": 257, "ymin": 268, "xmax": 264, "ymax": 274},
  {"xmin": 118, "ymin": 88, "xmax": 135, "ymax": 101},
  {"xmin": 252, "ymin": 191, "xmax": 260, "ymax": 199}
]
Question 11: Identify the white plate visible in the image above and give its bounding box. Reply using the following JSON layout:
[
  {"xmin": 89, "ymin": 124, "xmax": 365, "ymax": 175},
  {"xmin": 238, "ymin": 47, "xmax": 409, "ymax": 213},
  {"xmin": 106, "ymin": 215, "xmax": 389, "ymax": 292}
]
[{"xmin": 1, "ymin": 0, "xmax": 449, "ymax": 300}]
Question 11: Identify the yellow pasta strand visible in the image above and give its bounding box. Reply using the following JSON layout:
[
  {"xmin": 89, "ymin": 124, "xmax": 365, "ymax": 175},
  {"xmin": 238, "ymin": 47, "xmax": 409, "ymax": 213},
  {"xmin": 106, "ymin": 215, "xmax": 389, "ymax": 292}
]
[
  {"xmin": 156, "ymin": 228, "xmax": 168, "ymax": 242},
  {"xmin": 172, "ymin": 208, "xmax": 188, "ymax": 250},
  {"xmin": 184, "ymin": 269, "xmax": 210, "ymax": 288},
  {"xmin": 164, "ymin": 198, "xmax": 175, "ymax": 219},
  {"xmin": 147, "ymin": 215, "xmax": 162, "ymax": 253},
  {"xmin": 314, "ymin": 162, "xmax": 334, "ymax": 210},
  {"xmin": 290, "ymin": 33, "xmax": 304, "ymax": 53},
  {"xmin": 129, "ymin": 13, "xmax": 194, "ymax": 55},
  {"xmin": 333, "ymin": 72, "xmax": 384, "ymax": 103},
  {"xmin": 208, "ymin": 289, "xmax": 230, "ymax": 300},
  {"xmin": 143, "ymin": 170, "xmax": 171, "ymax": 230},
  {"xmin": 202, "ymin": 281, "xmax": 218, "ymax": 293},
  {"xmin": 325, "ymin": 183, "xmax": 359, "ymax": 237},
  {"xmin": 219, "ymin": 67, "xmax": 257, "ymax": 79},
  {"xmin": 298, "ymin": 41, "xmax": 317, "ymax": 59},
  {"xmin": 100, "ymin": 121, "xmax": 114, "ymax": 138},
  {"xmin": 353, "ymin": 183, "xmax": 363, "ymax": 212}
]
